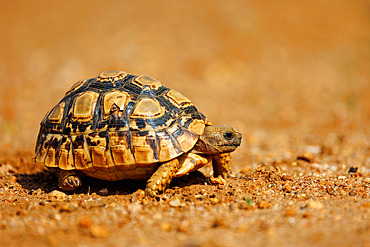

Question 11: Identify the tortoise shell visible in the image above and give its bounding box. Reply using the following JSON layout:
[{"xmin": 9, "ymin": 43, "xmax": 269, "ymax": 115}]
[{"xmin": 35, "ymin": 71, "xmax": 208, "ymax": 180}]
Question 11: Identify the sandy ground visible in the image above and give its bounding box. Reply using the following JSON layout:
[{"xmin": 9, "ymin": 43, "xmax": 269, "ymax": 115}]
[{"xmin": 0, "ymin": 1, "xmax": 369, "ymax": 246}]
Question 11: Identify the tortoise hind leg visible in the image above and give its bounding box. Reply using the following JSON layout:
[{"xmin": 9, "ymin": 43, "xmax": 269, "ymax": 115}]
[
  {"xmin": 58, "ymin": 169, "xmax": 82, "ymax": 191},
  {"xmin": 175, "ymin": 153, "xmax": 211, "ymax": 178},
  {"xmin": 145, "ymin": 159, "xmax": 180, "ymax": 197}
]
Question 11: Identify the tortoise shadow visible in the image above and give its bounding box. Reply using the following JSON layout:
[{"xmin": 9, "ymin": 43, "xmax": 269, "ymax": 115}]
[
  {"xmin": 16, "ymin": 170, "xmax": 58, "ymax": 193},
  {"xmin": 16, "ymin": 170, "xmax": 208, "ymax": 196}
]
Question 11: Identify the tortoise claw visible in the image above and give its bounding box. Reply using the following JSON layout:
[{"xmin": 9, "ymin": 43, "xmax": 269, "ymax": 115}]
[
  {"xmin": 209, "ymin": 176, "xmax": 227, "ymax": 185},
  {"xmin": 144, "ymin": 187, "xmax": 159, "ymax": 197},
  {"xmin": 59, "ymin": 175, "xmax": 82, "ymax": 191},
  {"xmin": 145, "ymin": 159, "xmax": 180, "ymax": 197}
]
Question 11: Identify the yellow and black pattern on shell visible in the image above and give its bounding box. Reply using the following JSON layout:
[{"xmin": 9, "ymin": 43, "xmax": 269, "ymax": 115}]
[{"xmin": 35, "ymin": 71, "xmax": 207, "ymax": 180}]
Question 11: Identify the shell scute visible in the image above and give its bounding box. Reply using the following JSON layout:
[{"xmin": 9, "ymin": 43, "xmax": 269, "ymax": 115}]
[
  {"xmin": 167, "ymin": 89, "xmax": 191, "ymax": 106},
  {"xmin": 98, "ymin": 71, "xmax": 127, "ymax": 79},
  {"xmin": 72, "ymin": 92, "xmax": 99, "ymax": 121},
  {"xmin": 134, "ymin": 75, "xmax": 162, "ymax": 89},
  {"xmin": 131, "ymin": 130, "xmax": 159, "ymax": 164},
  {"xmin": 109, "ymin": 131, "xmax": 136, "ymax": 168},
  {"xmin": 131, "ymin": 98, "xmax": 164, "ymax": 118},
  {"xmin": 58, "ymin": 137, "xmax": 75, "ymax": 170},
  {"xmin": 103, "ymin": 91, "xmax": 129, "ymax": 117},
  {"xmin": 157, "ymin": 130, "xmax": 181, "ymax": 161},
  {"xmin": 65, "ymin": 79, "xmax": 89, "ymax": 95},
  {"xmin": 48, "ymin": 102, "xmax": 65, "ymax": 123}
]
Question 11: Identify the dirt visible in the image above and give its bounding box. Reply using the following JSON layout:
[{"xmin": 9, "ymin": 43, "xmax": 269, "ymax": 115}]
[{"xmin": 0, "ymin": 1, "xmax": 369, "ymax": 247}]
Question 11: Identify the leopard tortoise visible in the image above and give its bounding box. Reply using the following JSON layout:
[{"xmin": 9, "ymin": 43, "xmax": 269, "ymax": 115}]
[{"xmin": 35, "ymin": 71, "xmax": 242, "ymax": 196}]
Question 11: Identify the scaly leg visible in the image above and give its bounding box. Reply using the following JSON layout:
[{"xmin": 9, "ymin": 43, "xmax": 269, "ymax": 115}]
[
  {"xmin": 210, "ymin": 153, "xmax": 231, "ymax": 185},
  {"xmin": 58, "ymin": 169, "xmax": 82, "ymax": 191},
  {"xmin": 145, "ymin": 158, "xmax": 180, "ymax": 197},
  {"xmin": 175, "ymin": 153, "xmax": 211, "ymax": 178}
]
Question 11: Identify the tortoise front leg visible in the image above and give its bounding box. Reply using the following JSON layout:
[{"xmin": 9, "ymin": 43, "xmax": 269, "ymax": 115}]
[
  {"xmin": 210, "ymin": 153, "xmax": 231, "ymax": 185},
  {"xmin": 212, "ymin": 153, "xmax": 231, "ymax": 178},
  {"xmin": 145, "ymin": 158, "xmax": 180, "ymax": 197},
  {"xmin": 58, "ymin": 169, "xmax": 82, "ymax": 191}
]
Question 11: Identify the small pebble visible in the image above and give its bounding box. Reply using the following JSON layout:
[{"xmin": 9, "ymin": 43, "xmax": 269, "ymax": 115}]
[
  {"xmin": 339, "ymin": 189, "xmax": 347, "ymax": 196},
  {"xmin": 90, "ymin": 225, "xmax": 110, "ymax": 238},
  {"xmin": 259, "ymin": 221, "xmax": 270, "ymax": 232},
  {"xmin": 348, "ymin": 167, "xmax": 358, "ymax": 173},
  {"xmin": 209, "ymin": 176, "xmax": 226, "ymax": 185},
  {"xmin": 0, "ymin": 164, "xmax": 17, "ymax": 177},
  {"xmin": 210, "ymin": 198, "xmax": 219, "ymax": 205},
  {"xmin": 285, "ymin": 207, "xmax": 298, "ymax": 217},
  {"xmin": 49, "ymin": 190, "xmax": 67, "ymax": 200},
  {"xmin": 59, "ymin": 203, "xmax": 78, "ymax": 212},
  {"xmin": 78, "ymin": 215, "xmax": 92, "ymax": 228},
  {"xmin": 54, "ymin": 213, "xmax": 62, "ymax": 221},
  {"xmin": 32, "ymin": 189, "xmax": 42, "ymax": 196},
  {"xmin": 297, "ymin": 152, "xmax": 314, "ymax": 163},
  {"xmin": 132, "ymin": 189, "xmax": 145, "ymax": 203},
  {"xmin": 239, "ymin": 167, "xmax": 251, "ymax": 174},
  {"xmin": 211, "ymin": 218, "xmax": 225, "ymax": 228},
  {"xmin": 161, "ymin": 222, "xmax": 171, "ymax": 232},
  {"xmin": 334, "ymin": 215, "xmax": 342, "ymax": 221},
  {"xmin": 305, "ymin": 200, "xmax": 324, "ymax": 210},
  {"xmin": 303, "ymin": 145, "xmax": 322, "ymax": 155},
  {"xmin": 169, "ymin": 198, "xmax": 181, "ymax": 207},
  {"xmin": 237, "ymin": 224, "xmax": 248, "ymax": 232},
  {"xmin": 257, "ymin": 200, "xmax": 271, "ymax": 209},
  {"xmin": 282, "ymin": 183, "xmax": 292, "ymax": 192},
  {"xmin": 302, "ymin": 212, "xmax": 311, "ymax": 218},
  {"xmin": 99, "ymin": 188, "xmax": 109, "ymax": 196},
  {"xmin": 177, "ymin": 220, "xmax": 190, "ymax": 232}
]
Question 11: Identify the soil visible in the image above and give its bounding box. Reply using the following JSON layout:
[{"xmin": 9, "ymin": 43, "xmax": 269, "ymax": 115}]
[{"xmin": 0, "ymin": 1, "xmax": 369, "ymax": 247}]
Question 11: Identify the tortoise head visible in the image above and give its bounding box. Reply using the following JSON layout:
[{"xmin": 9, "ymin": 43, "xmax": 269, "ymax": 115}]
[{"xmin": 194, "ymin": 125, "xmax": 242, "ymax": 154}]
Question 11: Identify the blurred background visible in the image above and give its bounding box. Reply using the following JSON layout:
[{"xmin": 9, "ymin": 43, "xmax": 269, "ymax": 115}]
[{"xmin": 0, "ymin": 0, "xmax": 369, "ymax": 165}]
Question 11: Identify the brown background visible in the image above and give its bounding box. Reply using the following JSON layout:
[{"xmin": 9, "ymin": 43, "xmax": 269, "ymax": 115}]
[{"xmin": 0, "ymin": 1, "xmax": 369, "ymax": 246}]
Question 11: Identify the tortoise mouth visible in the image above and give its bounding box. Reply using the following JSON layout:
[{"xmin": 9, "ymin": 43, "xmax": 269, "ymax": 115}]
[
  {"xmin": 219, "ymin": 143, "xmax": 241, "ymax": 152},
  {"xmin": 221, "ymin": 138, "xmax": 242, "ymax": 147},
  {"xmin": 221, "ymin": 144, "xmax": 240, "ymax": 147}
]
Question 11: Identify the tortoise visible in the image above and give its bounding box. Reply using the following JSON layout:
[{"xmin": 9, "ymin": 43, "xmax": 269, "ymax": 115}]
[{"xmin": 35, "ymin": 71, "xmax": 242, "ymax": 196}]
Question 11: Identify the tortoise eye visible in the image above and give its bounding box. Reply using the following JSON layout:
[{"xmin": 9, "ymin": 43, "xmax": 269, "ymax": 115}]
[{"xmin": 224, "ymin": 131, "xmax": 233, "ymax": 140}]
